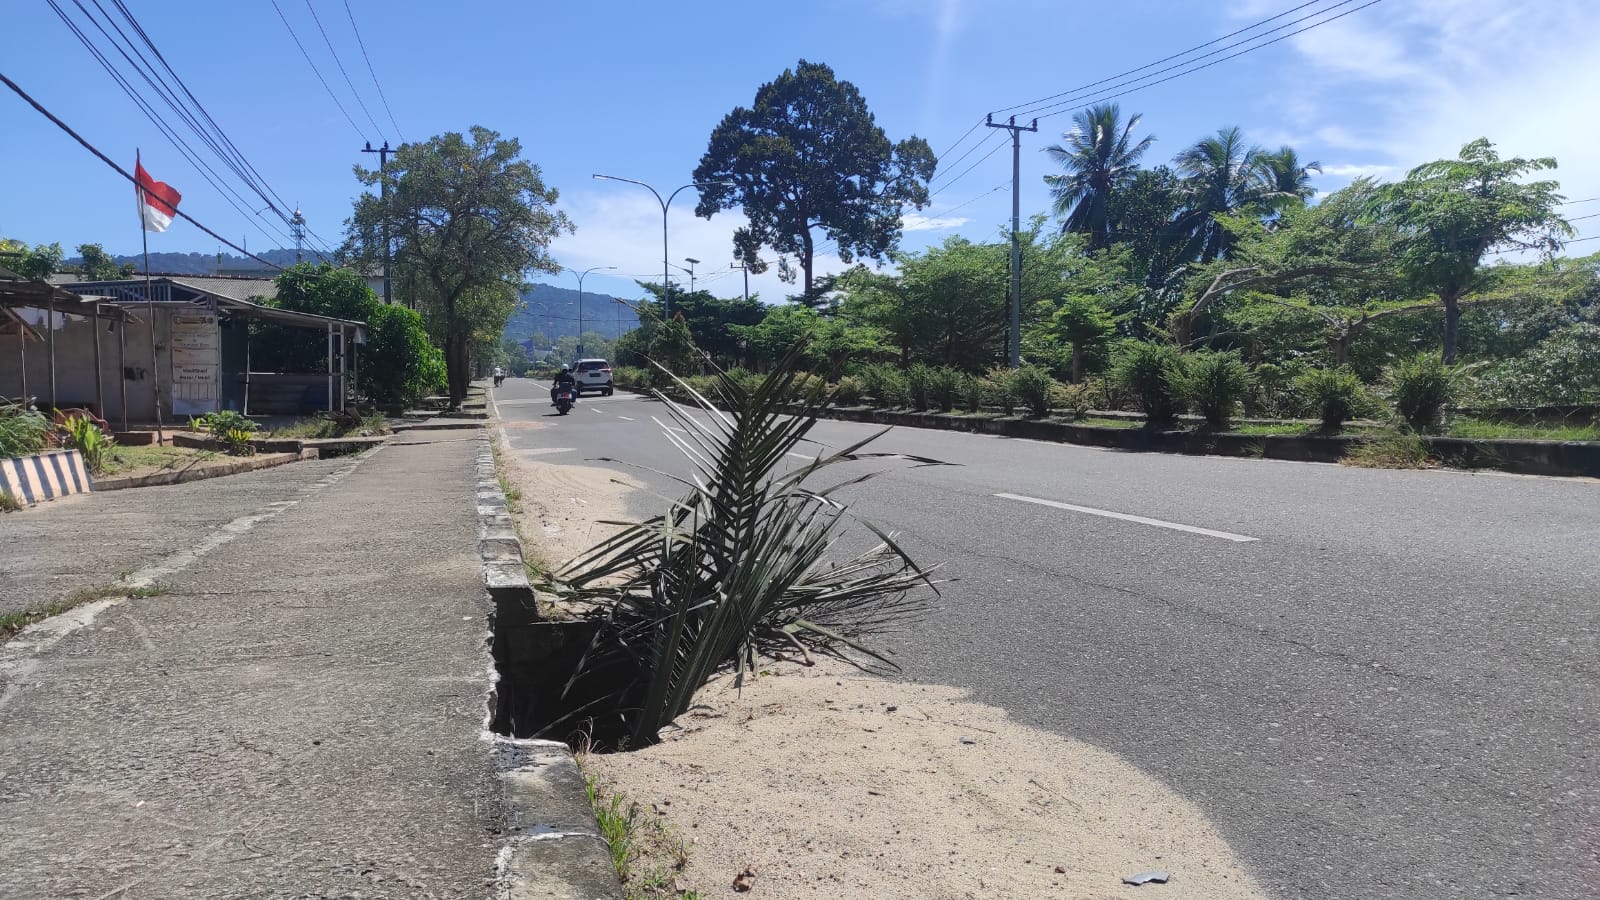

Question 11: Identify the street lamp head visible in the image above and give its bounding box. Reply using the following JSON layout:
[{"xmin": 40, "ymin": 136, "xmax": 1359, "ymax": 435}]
[{"xmin": 684, "ymin": 257, "xmax": 700, "ymax": 265}]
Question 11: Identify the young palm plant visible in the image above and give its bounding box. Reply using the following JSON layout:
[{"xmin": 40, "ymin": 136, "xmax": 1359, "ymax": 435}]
[{"xmin": 542, "ymin": 345, "xmax": 945, "ymax": 747}]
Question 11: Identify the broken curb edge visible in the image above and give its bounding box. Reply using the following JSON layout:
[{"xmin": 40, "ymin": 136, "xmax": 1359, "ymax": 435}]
[{"xmin": 474, "ymin": 437, "xmax": 624, "ymax": 900}]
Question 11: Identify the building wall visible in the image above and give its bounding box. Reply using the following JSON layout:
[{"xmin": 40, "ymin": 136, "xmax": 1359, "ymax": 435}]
[{"xmin": 0, "ymin": 305, "xmax": 187, "ymax": 426}]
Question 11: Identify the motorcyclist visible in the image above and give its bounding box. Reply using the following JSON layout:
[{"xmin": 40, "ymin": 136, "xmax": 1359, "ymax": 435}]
[{"xmin": 550, "ymin": 365, "xmax": 577, "ymax": 404}]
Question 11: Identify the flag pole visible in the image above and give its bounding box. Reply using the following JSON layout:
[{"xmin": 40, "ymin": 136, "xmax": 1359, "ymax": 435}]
[{"xmin": 138, "ymin": 148, "xmax": 166, "ymax": 446}]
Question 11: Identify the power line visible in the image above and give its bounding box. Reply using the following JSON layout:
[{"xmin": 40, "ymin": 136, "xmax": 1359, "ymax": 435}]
[
  {"xmin": 930, "ymin": 128, "xmax": 1007, "ymax": 185},
  {"xmin": 1559, "ymin": 196, "xmax": 1599, "ymax": 205},
  {"xmin": 992, "ymin": 0, "xmax": 1353, "ymax": 117},
  {"xmin": 45, "ymin": 1, "xmax": 298, "ymax": 251},
  {"xmin": 303, "ymin": 0, "xmax": 386, "ymax": 141},
  {"xmin": 104, "ymin": 0, "xmax": 301, "ymax": 228},
  {"xmin": 933, "ymin": 118, "xmax": 984, "ymax": 168},
  {"xmin": 342, "ymin": 0, "xmax": 404, "ymax": 142},
  {"xmin": 1025, "ymin": 0, "xmax": 1389, "ymax": 123},
  {"xmin": 929, "ymin": 137, "xmax": 1009, "ymax": 198},
  {"xmin": 0, "ymin": 69, "xmax": 292, "ymax": 272},
  {"xmin": 269, "ymin": 0, "xmax": 368, "ymax": 141},
  {"xmin": 933, "ymin": 182, "xmax": 1008, "ymax": 218},
  {"xmin": 1564, "ymin": 212, "xmax": 1600, "ymax": 222}
]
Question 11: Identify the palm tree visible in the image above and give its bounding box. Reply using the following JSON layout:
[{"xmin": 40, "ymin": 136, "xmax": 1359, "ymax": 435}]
[
  {"xmin": 1172, "ymin": 126, "xmax": 1272, "ymax": 263},
  {"xmin": 1257, "ymin": 146, "xmax": 1322, "ymax": 217},
  {"xmin": 1043, "ymin": 103, "xmax": 1155, "ymax": 250}
]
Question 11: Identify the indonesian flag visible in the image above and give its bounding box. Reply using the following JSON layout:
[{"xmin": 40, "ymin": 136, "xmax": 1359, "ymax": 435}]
[{"xmin": 135, "ymin": 159, "xmax": 181, "ymax": 233}]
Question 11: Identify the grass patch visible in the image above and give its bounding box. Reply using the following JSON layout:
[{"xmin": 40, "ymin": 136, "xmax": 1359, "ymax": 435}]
[
  {"xmin": 1445, "ymin": 419, "xmax": 1600, "ymax": 442},
  {"xmin": 0, "ymin": 491, "xmax": 19, "ymax": 513},
  {"xmin": 0, "ymin": 582, "xmax": 166, "ymax": 641},
  {"xmin": 499, "ymin": 474, "xmax": 521, "ymax": 513},
  {"xmin": 1228, "ymin": 422, "xmax": 1315, "ymax": 436},
  {"xmin": 1076, "ymin": 416, "xmax": 1141, "ymax": 429},
  {"xmin": 583, "ymin": 774, "xmax": 695, "ymax": 900},
  {"xmin": 101, "ymin": 444, "xmax": 218, "ymax": 477},
  {"xmin": 1343, "ymin": 432, "xmax": 1432, "ymax": 469}
]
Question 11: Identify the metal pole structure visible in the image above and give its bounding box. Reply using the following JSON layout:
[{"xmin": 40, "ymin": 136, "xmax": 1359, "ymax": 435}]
[
  {"xmin": 732, "ymin": 262, "xmax": 749, "ymax": 302},
  {"xmin": 117, "ymin": 316, "xmax": 127, "ymax": 432},
  {"xmin": 243, "ymin": 321, "xmax": 250, "ymax": 416},
  {"xmin": 138, "ymin": 149, "xmax": 166, "ymax": 444},
  {"xmin": 92, "ymin": 302, "xmax": 104, "ymax": 419},
  {"xmin": 46, "ymin": 290, "xmax": 55, "ymax": 411},
  {"xmin": 985, "ymin": 115, "xmax": 1037, "ymax": 368},
  {"xmin": 361, "ymin": 142, "xmax": 395, "ymax": 303},
  {"xmin": 338, "ymin": 325, "xmax": 347, "ymax": 412},
  {"xmin": 17, "ymin": 308, "xmax": 25, "ymax": 403},
  {"xmin": 683, "ymin": 257, "xmax": 699, "ymax": 294},
  {"xmin": 591, "ymin": 175, "xmax": 732, "ymax": 318},
  {"xmin": 569, "ymin": 265, "xmax": 616, "ymax": 359},
  {"xmin": 326, "ymin": 322, "xmax": 335, "ymax": 412}
]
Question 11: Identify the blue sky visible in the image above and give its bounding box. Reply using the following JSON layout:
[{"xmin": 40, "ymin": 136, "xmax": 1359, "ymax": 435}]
[{"xmin": 4, "ymin": 0, "xmax": 1597, "ymax": 303}]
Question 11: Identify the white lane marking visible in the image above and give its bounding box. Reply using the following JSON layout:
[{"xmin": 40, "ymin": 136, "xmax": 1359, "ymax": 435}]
[
  {"xmin": 519, "ymin": 447, "xmax": 575, "ymax": 457},
  {"xmin": 993, "ymin": 493, "xmax": 1259, "ymax": 543},
  {"xmin": 787, "ymin": 452, "xmax": 815, "ymax": 461},
  {"xmin": 617, "ymin": 416, "xmax": 635, "ymax": 422}
]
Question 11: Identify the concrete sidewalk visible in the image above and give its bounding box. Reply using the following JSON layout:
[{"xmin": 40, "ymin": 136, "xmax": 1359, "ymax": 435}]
[{"xmin": 0, "ymin": 435, "xmax": 526, "ymax": 898}]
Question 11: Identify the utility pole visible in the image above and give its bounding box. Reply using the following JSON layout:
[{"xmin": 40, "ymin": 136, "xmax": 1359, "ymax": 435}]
[
  {"xmin": 361, "ymin": 141, "xmax": 394, "ymax": 304},
  {"xmin": 986, "ymin": 114, "xmax": 1037, "ymax": 368},
  {"xmin": 731, "ymin": 261, "xmax": 749, "ymax": 302},
  {"xmin": 569, "ymin": 265, "xmax": 616, "ymax": 359}
]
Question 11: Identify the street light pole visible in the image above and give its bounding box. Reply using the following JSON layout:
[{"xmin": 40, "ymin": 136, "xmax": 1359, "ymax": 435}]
[
  {"xmin": 683, "ymin": 257, "xmax": 700, "ymax": 294},
  {"xmin": 591, "ymin": 174, "xmax": 732, "ymax": 318},
  {"xmin": 568, "ymin": 265, "xmax": 616, "ymax": 359}
]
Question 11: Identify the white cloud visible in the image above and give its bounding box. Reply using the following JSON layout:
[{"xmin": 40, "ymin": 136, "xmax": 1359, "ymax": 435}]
[
  {"xmin": 1317, "ymin": 163, "xmax": 1398, "ymax": 179},
  {"xmin": 902, "ymin": 213, "xmax": 971, "ymax": 232},
  {"xmin": 1237, "ymin": 0, "xmax": 1600, "ymax": 247},
  {"xmin": 550, "ymin": 189, "xmax": 853, "ymax": 304}
]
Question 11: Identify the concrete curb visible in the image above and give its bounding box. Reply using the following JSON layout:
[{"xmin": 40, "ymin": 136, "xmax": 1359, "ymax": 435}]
[
  {"xmin": 623, "ymin": 387, "xmax": 1600, "ymax": 479},
  {"xmin": 94, "ymin": 450, "xmax": 315, "ymax": 491},
  {"xmin": 472, "ymin": 438, "xmax": 623, "ymax": 900}
]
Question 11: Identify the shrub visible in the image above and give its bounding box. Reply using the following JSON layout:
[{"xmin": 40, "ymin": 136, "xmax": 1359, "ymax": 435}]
[
  {"xmin": 1051, "ymin": 383, "xmax": 1093, "ymax": 421},
  {"xmin": 0, "ymin": 402, "xmax": 51, "ymax": 458},
  {"xmin": 1387, "ymin": 353, "xmax": 1456, "ymax": 433},
  {"xmin": 929, "ymin": 367, "xmax": 961, "ymax": 412},
  {"xmin": 1175, "ymin": 350, "xmax": 1252, "ymax": 428},
  {"xmin": 190, "ymin": 410, "xmax": 258, "ymax": 455},
  {"xmin": 858, "ymin": 364, "xmax": 908, "ymax": 407},
  {"xmin": 1297, "ymin": 367, "xmax": 1365, "ymax": 431},
  {"xmin": 831, "ymin": 375, "xmax": 866, "ymax": 406},
  {"xmin": 611, "ymin": 366, "xmax": 650, "ymax": 390},
  {"xmin": 790, "ymin": 372, "xmax": 828, "ymax": 402},
  {"xmin": 1011, "ymin": 365, "xmax": 1057, "ymax": 418},
  {"xmin": 1465, "ymin": 323, "xmax": 1600, "ymax": 407},
  {"xmin": 982, "ymin": 368, "xmax": 1016, "ymax": 415},
  {"xmin": 1112, "ymin": 341, "xmax": 1186, "ymax": 424},
  {"xmin": 1250, "ymin": 362, "xmax": 1304, "ymax": 418},
  {"xmin": 363, "ymin": 304, "xmax": 445, "ymax": 408},
  {"xmin": 542, "ymin": 349, "xmax": 938, "ymax": 747},
  {"xmin": 59, "ymin": 415, "xmax": 114, "ymax": 474},
  {"xmin": 962, "ymin": 373, "xmax": 985, "ymax": 413},
  {"xmin": 905, "ymin": 364, "xmax": 934, "ymax": 411}
]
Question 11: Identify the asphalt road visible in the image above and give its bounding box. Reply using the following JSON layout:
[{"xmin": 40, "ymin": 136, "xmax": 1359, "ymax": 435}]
[{"xmin": 495, "ymin": 377, "xmax": 1600, "ymax": 900}]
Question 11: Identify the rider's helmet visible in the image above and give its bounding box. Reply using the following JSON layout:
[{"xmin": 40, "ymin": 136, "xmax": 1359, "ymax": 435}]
[{"xmin": 560, "ymin": 365, "xmax": 571, "ymax": 373}]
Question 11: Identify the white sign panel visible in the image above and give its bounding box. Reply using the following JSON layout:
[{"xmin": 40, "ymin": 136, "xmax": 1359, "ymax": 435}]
[{"xmin": 170, "ymin": 313, "xmax": 219, "ymax": 416}]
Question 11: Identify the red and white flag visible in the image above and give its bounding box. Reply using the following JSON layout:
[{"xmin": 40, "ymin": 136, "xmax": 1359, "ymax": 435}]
[{"xmin": 135, "ymin": 159, "xmax": 181, "ymax": 233}]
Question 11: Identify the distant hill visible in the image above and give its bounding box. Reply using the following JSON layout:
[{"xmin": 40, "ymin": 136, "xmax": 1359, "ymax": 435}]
[
  {"xmin": 505, "ymin": 282, "xmax": 640, "ymax": 342},
  {"xmin": 63, "ymin": 248, "xmax": 335, "ymax": 275}
]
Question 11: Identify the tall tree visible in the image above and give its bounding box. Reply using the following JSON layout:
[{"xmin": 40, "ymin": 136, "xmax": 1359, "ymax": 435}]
[
  {"xmin": 1173, "ymin": 127, "xmax": 1285, "ymax": 263},
  {"xmin": 693, "ymin": 60, "xmax": 936, "ymax": 304},
  {"xmin": 1371, "ymin": 138, "xmax": 1571, "ymax": 363},
  {"xmin": 346, "ymin": 127, "xmax": 571, "ymax": 403},
  {"xmin": 1256, "ymin": 147, "xmax": 1322, "ymax": 217},
  {"xmin": 1042, "ymin": 103, "xmax": 1155, "ymax": 250},
  {"xmin": 75, "ymin": 243, "xmax": 135, "ymax": 279}
]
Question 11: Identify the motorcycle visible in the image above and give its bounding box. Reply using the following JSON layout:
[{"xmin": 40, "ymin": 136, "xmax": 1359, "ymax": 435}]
[{"xmin": 552, "ymin": 386, "xmax": 577, "ymax": 415}]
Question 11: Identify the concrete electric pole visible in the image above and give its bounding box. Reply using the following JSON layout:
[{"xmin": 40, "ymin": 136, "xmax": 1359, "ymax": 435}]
[
  {"xmin": 986, "ymin": 114, "xmax": 1037, "ymax": 368},
  {"xmin": 360, "ymin": 141, "xmax": 394, "ymax": 304}
]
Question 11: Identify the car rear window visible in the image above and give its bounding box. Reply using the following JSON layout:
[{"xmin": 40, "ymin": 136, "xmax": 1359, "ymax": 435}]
[{"xmin": 577, "ymin": 361, "xmax": 608, "ymax": 372}]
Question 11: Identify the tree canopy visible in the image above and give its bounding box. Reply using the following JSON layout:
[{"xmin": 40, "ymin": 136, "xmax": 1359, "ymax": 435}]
[
  {"xmin": 693, "ymin": 60, "xmax": 936, "ymax": 304},
  {"xmin": 346, "ymin": 126, "xmax": 572, "ymax": 403}
]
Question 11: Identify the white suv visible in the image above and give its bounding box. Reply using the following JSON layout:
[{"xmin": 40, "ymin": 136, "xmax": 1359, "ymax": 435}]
[{"xmin": 573, "ymin": 359, "xmax": 613, "ymax": 396}]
